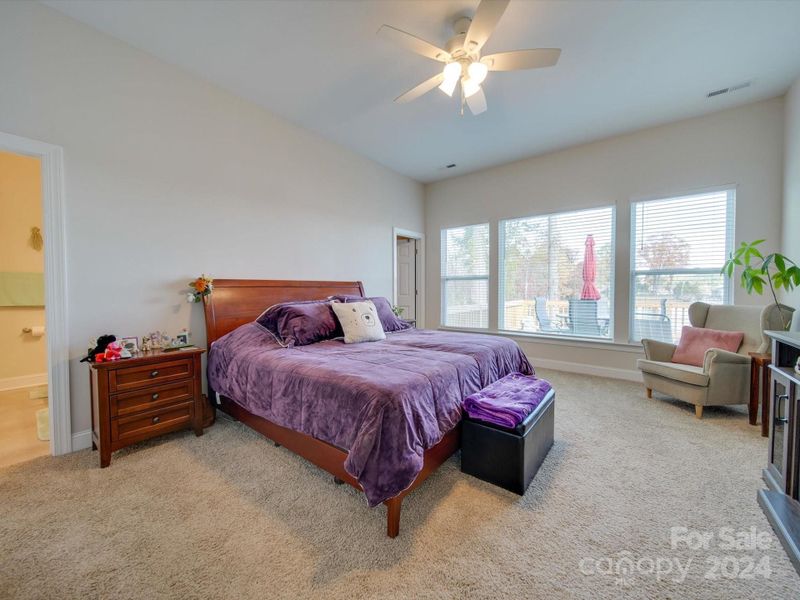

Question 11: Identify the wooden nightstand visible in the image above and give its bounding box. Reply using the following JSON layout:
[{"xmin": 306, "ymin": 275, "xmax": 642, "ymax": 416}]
[{"xmin": 89, "ymin": 347, "xmax": 205, "ymax": 467}]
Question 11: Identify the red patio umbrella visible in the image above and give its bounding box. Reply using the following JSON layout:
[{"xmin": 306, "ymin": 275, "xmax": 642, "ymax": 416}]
[{"xmin": 581, "ymin": 234, "xmax": 601, "ymax": 300}]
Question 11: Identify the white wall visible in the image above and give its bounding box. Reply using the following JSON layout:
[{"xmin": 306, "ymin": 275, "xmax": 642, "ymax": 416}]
[
  {"xmin": 425, "ymin": 98, "xmax": 785, "ymax": 378},
  {"xmin": 0, "ymin": 2, "xmax": 424, "ymax": 437},
  {"xmin": 782, "ymin": 78, "xmax": 800, "ymax": 310}
]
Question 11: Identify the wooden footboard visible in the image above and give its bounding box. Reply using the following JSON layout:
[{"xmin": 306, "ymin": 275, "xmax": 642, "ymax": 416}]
[{"xmin": 219, "ymin": 396, "xmax": 460, "ymax": 537}]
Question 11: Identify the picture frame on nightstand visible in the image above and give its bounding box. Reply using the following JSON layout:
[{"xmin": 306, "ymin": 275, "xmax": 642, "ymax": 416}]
[{"xmin": 119, "ymin": 336, "xmax": 139, "ymax": 355}]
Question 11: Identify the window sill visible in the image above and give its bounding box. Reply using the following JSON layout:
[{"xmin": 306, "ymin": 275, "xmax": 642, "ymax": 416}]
[{"xmin": 437, "ymin": 326, "xmax": 644, "ymax": 354}]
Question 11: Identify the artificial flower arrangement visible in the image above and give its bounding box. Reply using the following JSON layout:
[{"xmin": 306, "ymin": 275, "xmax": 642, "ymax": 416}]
[{"xmin": 187, "ymin": 274, "xmax": 213, "ymax": 303}]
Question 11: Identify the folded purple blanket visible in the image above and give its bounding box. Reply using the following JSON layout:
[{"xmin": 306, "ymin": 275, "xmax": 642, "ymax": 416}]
[{"xmin": 463, "ymin": 372, "xmax": 552, "ymax": 429}]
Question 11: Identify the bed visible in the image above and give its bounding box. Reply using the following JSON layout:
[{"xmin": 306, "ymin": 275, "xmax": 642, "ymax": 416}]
[{"xmin": 203, "ymin": 279, "xmax": 533, "ymax": 537}]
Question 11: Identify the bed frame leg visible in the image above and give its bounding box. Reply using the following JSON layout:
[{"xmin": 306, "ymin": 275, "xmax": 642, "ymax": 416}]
[{"xmin": 385, "ymin": 497, "xmax": 402, "ymax": 538}]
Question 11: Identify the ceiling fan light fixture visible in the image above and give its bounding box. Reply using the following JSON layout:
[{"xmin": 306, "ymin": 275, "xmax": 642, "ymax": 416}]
[
  {"xmin": 468, "ymin": 61, "xmax": 488, "ymax": 85},
  {"xmin": 462, "ymin": 77, "xmax": 481, "ymax": 98},
  {"xmin": 380, "ymin": 0, "xmax": 562, "ymax": 116},
  {"xmin": 439, "ymin": 76, "xmax": 459, "ymax": 97},
  {"xmin": 442, "ymin": 61, "xmax": 462, "ymax": 80},
  {"xmin": 439, "ymin": 61, "xmax": 462, "ymax": 96}
]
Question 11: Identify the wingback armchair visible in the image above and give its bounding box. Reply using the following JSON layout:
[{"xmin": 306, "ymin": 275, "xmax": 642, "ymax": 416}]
[{"xmin": 637, "ymin": 302, "xmax": 793, "ymax": 418}]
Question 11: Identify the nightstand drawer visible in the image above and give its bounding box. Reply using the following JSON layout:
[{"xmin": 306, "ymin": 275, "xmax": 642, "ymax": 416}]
[
  {"xmin": 109, "ymin": 358, "xmax": 193, "ymax": 392},
  {"xmin": 111, "ymin": 381, "xmax": 194, "ymax": 417},
  {"xmin": 112, "ymin": 403, "xmax": 193, "ymax": 443}
]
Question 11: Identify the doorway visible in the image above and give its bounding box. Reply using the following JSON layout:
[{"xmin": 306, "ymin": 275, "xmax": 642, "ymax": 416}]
[
  {"xmin": 0, "ymin": 150, "xmax": 48, "ymax": 467},
  {"xmin": 0, "ymin": 131, "xmax": 70, "ymax": 458},
  {"xmin": 393, "ymin": 228, "xmax": 424, "ymax": 327}
]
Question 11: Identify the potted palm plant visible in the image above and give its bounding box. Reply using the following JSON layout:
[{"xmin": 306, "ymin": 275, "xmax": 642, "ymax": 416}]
[{"xmin": 722, "ymin": 240, "xmax": 799, "ymax": 329}]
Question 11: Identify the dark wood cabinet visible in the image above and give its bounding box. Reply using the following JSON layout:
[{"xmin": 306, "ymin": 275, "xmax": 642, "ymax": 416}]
[
  {"xmin": 765, "ymin": 370, "xmax": 793, "ymax": 492},
  {"xmin": 90, "ymin": 348, "xmax": 205, "ymax": 467},
  {"xmin": 760, "ymin": 331, "xmax": 800, "ymax": 575}
]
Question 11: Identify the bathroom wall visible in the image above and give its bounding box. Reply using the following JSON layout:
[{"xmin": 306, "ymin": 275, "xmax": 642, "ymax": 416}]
[{"xmin": 0, "ymin": 150, "xmax": 46, "ymax": 389}]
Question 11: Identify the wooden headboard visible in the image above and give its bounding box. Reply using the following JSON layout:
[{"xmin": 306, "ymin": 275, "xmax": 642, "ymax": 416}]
[{"xmin": 202, "ymin": 279, "xmax": 365, "ymax": 347}]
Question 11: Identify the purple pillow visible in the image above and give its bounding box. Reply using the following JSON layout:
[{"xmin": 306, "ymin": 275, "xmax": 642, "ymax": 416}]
[
  {"xmin": 256, "ymin": 300, "xmax": 341, "ymax": 346},
  {"xmin": 329, "ymin": 295, "xmax": 410, "ymax": 333}
]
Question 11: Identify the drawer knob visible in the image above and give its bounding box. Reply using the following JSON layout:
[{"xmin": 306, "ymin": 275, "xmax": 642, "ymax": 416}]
[
  {"xmin": 152, "ymin": 416, "xmax": 160, "ymax": 424},
  {"xmin": 150, "ymin": 370, "xmax": 159, "ymax": 378},
  {"xmin": 151, "ymin": 393, "xmax": 159, "ymax": 400}
]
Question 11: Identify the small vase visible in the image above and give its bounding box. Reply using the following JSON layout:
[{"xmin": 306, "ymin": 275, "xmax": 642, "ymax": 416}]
[{"xmin": 791, "ymin": 310, "xmax": 800, "ymax": 333}]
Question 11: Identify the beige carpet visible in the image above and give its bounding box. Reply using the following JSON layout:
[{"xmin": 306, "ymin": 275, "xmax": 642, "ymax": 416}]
[{"xmin": 1, "ymin": 370, "xmax": 798, "ymax": 599}]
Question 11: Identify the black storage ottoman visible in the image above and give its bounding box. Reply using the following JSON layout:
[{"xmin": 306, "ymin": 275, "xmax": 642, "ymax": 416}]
[{"xmin": 461, "ymin": 388, "xmax": 555, "ymax": 494}]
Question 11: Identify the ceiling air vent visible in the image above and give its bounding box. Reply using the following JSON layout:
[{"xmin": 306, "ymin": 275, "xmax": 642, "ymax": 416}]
[{"xmin": 707, "ymin": 81, "xmax": 752, "ymax": 98}]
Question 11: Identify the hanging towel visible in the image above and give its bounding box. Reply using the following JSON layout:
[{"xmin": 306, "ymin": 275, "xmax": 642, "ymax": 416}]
[{"xmin": 0, "ymin": 272, "xmax": 45, "ymax": 307}]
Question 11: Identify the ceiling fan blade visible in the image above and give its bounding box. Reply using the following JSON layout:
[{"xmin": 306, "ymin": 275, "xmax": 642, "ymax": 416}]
[
  {"xmin": 395, "ymin": 73, "xmax": 446, "ymax": 103},
  {"xmin": 466, "ymin": 87, "xmax": 487, "ymax": 115},
  {"xmin": 464, "ymin": 0, "xmax": 511, "ymax": 54},
  {"xmin": 482, "ymin": 48, "xmax": 561, "ymax": 71},
  {"xmin": 378, "ymin": 25, "xmax": 451, "ymax": 62}
]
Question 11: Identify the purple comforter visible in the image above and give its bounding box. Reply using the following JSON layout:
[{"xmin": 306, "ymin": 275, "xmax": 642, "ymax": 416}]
[{"xmin": 207, "ymin": 323, "xmax": 533, "ymax": 506}]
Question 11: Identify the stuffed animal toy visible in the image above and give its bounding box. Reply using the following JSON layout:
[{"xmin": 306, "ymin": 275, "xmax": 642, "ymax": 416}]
[
  {"xmin": 96, "ymin": 341, "xmax": 123, "ymax": 363},
  {"xmin": 80, "ymin": 334, "xmax": 116, "ymax": 363}
]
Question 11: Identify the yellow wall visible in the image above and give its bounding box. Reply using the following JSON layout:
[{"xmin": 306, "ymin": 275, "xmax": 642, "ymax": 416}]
[{"xmin": 0, "ymin": 150, "xmax": 46, "ymax": 383}]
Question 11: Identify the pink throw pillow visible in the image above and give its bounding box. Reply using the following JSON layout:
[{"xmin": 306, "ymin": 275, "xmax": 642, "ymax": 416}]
[{"xmin": 671, "ymin": 326, "xmax": 744, "ymax": 367}]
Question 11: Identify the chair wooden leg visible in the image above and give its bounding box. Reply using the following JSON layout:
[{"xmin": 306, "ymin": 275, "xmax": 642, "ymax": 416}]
[
  {"xmin": 695, "ymin": 405, "xmax": 703, "ymax": 419},
  {"xmin": 748, "ymin": 360, "xmax": 759, "ymax": 425},
  {"xmin": 646, "ymin": 388, "xmax": 652, "ymax": 399},
  {"xmin": 761, "ymin": 366, "xmax": 771, "ymax": 438},
  {"xmin": 385, "ymin": 497, "xmax": 402, "ymax": 538}
]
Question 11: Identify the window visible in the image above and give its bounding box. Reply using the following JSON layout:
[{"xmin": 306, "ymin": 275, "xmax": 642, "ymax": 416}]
[
  {"xmin": 441, "ymin": 223, "xmax": 490, "ymax": 328},
  {"xmin": 499, "ymin": 207, "xmax": 615, "ymax": 339},
  {"xmin": 630, "ymin": 189, "xmax": 735, "ymax": 343}
]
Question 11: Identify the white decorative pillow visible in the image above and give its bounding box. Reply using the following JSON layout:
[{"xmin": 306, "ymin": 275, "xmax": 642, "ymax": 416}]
[{"xmin": 331, "ymin": 300, "xmax": 386, "ymax": 344}]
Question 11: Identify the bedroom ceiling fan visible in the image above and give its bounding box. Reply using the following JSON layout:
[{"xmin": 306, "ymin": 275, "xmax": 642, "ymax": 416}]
[{"xmin": 378, "ymin": 0, "xmax": 561, "ymax": 116}]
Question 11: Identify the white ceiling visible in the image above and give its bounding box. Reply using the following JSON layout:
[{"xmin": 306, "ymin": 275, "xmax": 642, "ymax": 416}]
[{"xmin": 44, "ymin": 0, "xmax": 800, "ymax": 183}]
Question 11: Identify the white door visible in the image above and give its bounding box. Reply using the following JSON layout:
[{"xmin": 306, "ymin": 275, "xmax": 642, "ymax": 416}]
[{"xmin": 396, "ymin": 238, "xmax": 416, "ymax": 320}]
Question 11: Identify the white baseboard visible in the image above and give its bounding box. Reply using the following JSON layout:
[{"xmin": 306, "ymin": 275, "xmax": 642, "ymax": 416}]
[
  {"xmin": 0, "ymin": 372, "xmax": 48, "ymax": 392},
  {"xmin": 71, "ymin": 429, "xmax": 92, "ymax": 452},
  {"xmin": 530, "ymin": 357, "xmax": 642, "ymax": 382}
]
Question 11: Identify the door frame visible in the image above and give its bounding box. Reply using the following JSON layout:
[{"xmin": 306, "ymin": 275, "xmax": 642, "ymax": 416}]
[
  {"xmin": 0, "ymin": 131, "xmax": 71, "ymax": 456},
  {"xmin": 392, "ymin": 227, "xmax": 424, "ymax": 327}
]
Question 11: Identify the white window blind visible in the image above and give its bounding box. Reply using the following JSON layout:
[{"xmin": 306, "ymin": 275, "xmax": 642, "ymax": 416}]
[
  {"xmin": 441, "ymin": 223, "xmax": 490, "ymax": 328},
  {"xmin": 630, "ymin": 189, "xmax": 735, "ymax": 343},
  {"xmin": 499, "ymin": 207, "xmax": 615, "ymax": 339}
]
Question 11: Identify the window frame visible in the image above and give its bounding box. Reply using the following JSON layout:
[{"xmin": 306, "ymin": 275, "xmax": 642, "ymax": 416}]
[
  {"xmin": 628, "ymin": 187, "xmax": 736, "ymax": 343},
  {"xmin": 440, "ymin": 222, "xmax": 491, "ymax": 330},
  {"xmin": 497, "ymin": 205, "xmax": 617, "ymax": 341}
]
